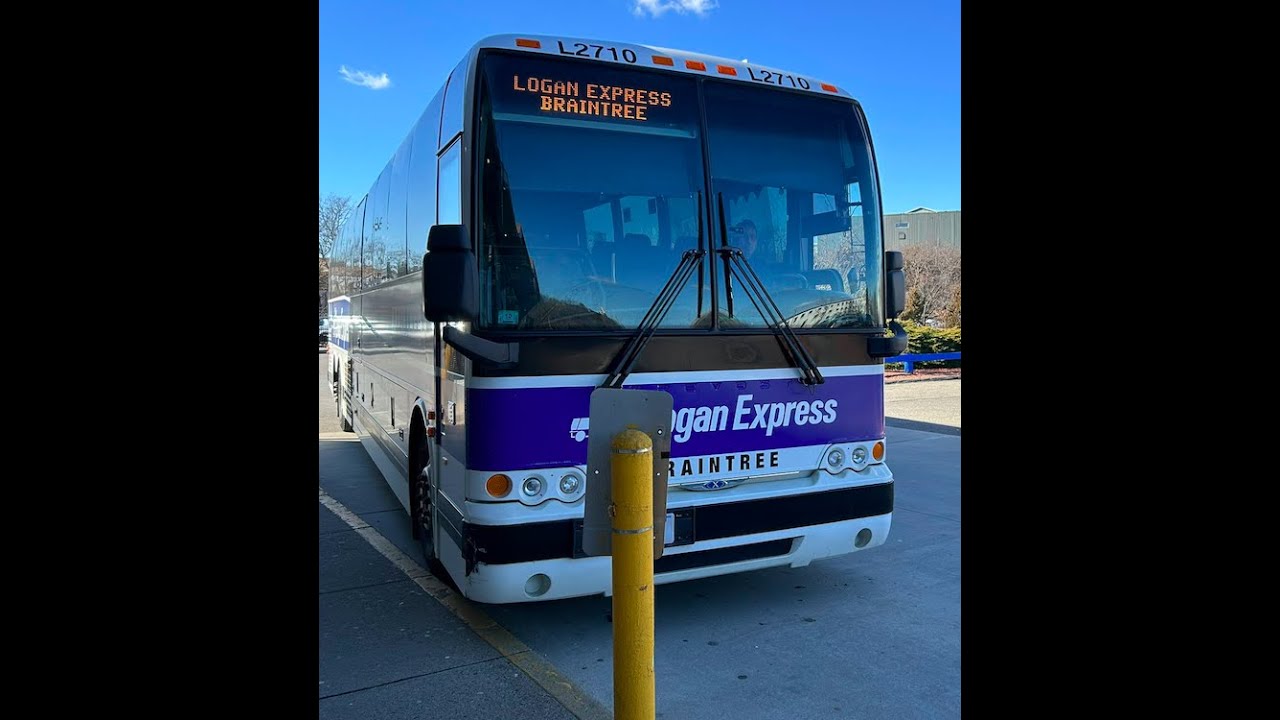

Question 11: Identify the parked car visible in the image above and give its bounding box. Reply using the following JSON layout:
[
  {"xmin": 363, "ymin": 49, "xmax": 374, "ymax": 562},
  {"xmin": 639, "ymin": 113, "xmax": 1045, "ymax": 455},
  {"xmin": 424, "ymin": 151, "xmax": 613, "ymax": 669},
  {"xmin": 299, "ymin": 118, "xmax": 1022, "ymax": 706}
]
[{"xmin": 319, "ymin": 318, "xmax": 330, "ymax": 345}]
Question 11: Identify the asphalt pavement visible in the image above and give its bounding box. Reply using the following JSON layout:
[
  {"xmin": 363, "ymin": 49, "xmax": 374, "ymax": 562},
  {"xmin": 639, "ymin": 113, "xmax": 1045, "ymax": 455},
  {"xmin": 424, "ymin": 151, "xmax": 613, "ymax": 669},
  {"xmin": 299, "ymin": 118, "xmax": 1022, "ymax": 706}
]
[{"xmin": 885, "ymin": 377, "xmax": 961, "ymax": 435}]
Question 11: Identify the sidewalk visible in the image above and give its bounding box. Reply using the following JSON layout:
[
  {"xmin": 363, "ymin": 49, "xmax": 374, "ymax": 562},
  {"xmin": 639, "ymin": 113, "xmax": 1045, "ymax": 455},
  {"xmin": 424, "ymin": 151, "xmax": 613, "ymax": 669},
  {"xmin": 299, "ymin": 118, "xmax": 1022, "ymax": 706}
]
[{"xmin": 319, "ymin": 436, "xmax": 606, "ymax": 720}]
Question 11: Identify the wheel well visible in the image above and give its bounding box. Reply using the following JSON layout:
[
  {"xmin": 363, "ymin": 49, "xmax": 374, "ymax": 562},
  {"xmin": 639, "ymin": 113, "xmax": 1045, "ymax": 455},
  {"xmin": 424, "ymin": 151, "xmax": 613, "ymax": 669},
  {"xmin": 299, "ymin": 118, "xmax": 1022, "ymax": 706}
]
[
  {"xmin": 407, "ymin": 409, "xmax": 429, "ymax": 538},
  {"xmin": 408, "ymin": 410, "xmax": 430, "ymax": 488},
  {"xmin": 410, "ymin": 409, "xmax": 428, "ymax": 450}
]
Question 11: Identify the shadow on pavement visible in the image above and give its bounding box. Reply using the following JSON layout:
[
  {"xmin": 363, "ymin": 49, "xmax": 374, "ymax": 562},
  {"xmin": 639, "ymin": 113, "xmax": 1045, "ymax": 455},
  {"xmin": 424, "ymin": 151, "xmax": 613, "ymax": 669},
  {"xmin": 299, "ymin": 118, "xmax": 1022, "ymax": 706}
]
[{"xmin": 885, "ymin": 417, "xmax": 961, "ymax": 436}]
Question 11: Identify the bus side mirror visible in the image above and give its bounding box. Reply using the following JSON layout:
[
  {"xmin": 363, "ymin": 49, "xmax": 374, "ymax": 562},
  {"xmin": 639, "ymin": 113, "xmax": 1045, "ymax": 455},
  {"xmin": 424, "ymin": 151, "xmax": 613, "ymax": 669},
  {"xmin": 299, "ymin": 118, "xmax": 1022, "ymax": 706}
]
[
  {"xmin": 423, "ymin": 224, "xmax": 478, "ymax": 323},
  {"xmin": 884, "ymin": 250, "xmax": 905, "ymax": 319}
]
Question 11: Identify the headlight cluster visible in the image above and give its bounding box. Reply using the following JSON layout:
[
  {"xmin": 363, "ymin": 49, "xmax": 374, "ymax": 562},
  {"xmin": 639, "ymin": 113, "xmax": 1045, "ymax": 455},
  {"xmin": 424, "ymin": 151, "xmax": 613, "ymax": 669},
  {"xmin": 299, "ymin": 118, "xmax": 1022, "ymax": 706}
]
[{"xmin": 826, "ymin": 440, "xmax": 886, "ymax": 472}]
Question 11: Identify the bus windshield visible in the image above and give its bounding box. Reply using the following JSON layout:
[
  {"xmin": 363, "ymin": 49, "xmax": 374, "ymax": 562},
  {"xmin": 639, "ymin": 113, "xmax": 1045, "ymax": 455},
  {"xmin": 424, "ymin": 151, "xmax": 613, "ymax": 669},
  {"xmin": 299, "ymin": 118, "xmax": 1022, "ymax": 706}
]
[
  {"xmin": 475, "ymin": 52, "xmax": 882, "ymax": 331},
  {"xmin": 704, "ymin": 81, "xmax": 883, "ymax": 330}
]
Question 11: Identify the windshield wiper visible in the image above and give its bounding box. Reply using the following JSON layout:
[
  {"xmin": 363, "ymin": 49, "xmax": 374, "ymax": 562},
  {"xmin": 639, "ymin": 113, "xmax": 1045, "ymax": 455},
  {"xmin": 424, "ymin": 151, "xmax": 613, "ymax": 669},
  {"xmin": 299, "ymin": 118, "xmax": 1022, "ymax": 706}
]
[
  {"xmin": 716, "ymin": 193, "xmax": 824, "ymax": 386},
  {"xmin": 600, "ymin": 192, "xmax": 705, "ymax": 389}
]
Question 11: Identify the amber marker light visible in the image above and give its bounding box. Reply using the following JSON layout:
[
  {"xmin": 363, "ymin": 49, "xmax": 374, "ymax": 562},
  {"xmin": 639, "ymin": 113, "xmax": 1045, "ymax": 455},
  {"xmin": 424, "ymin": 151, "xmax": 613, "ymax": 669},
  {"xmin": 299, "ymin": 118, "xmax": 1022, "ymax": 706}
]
[{"xmin": 486, "ymin": 474, "xmax": 513, "ymax": 497}]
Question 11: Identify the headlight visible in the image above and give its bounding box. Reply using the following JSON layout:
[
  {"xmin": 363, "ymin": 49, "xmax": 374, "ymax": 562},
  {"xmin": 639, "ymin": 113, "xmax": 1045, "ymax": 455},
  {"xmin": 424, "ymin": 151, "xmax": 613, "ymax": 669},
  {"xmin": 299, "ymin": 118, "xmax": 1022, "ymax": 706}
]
[{"xmin": 827, "ymin": 449, "xmax": 844, "ymax": 467}]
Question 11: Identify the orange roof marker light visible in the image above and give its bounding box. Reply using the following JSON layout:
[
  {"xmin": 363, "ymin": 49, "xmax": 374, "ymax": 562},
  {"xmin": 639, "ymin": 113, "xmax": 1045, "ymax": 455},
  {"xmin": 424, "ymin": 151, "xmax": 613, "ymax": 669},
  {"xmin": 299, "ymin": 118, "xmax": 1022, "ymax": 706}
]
[
  {"xmin": 820, "ymin": 83, "xmax": 839, "ymax": 93},
  {"xmin": 652, "ymin": 55, "xmax": 674, "ymax": 66},
  {"xmin": 516, "ymin": 38, "xmax": 541, "ymax": 49},
  {"xmin": 716, "ymin": 65, "xmax": 738, "ymax": 76},
  {"xmin": 685, "ymin": 60, "xmax": 706, "ymax": 71}
]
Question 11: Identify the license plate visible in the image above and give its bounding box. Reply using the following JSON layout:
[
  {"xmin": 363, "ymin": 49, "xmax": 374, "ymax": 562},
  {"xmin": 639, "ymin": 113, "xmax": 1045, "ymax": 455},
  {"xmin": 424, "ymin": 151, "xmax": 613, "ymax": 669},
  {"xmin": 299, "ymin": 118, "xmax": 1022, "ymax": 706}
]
[{"xmin": 664, "ymin": 512, "xmax": 675, "ymax": 546}]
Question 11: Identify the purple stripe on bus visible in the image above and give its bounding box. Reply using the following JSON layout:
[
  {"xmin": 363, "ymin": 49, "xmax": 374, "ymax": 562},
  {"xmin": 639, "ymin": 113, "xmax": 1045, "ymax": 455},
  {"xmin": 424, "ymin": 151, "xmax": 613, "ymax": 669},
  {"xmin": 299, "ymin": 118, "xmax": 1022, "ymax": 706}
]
[{"xmin": 465, "ymin": 373, "xmax": 883, "ymax": 471}]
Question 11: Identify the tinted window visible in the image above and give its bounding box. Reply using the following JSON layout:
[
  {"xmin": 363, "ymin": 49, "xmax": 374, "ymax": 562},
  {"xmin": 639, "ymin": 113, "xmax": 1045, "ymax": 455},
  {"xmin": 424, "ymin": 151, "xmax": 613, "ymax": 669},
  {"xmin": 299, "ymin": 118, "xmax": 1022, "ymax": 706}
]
[
  {"xmin": 704, "ymin": 82, "xmax": 883, "ymax": 328},
  {"xmin": 407, "ymin": 92, "xmax": 444, "ymax": 272},
  {"xmin": 474, "ymin": 53, "xmax": 706, "ymax": 330},
  {"xmin": 438, "ymin": 139, "xmax": 461, "ymax": 225},
  {"xmin": 363, "ymin": 167, "xmax": 393, "ymax": 288},
  {"xmin": 441, "ymin": 58, "xmax": 467, "ymax": 145},
  {"xmin": 387, "ymin": 134, "xmax": 413, "ymax": 280}
]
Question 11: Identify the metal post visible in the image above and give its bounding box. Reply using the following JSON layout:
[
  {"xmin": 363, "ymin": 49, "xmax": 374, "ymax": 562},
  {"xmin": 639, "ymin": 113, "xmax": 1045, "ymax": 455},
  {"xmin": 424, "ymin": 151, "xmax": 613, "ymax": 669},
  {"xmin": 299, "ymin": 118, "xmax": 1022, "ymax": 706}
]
[{"xmin": 611, "ymin": 428, "xmax": 655, "ymax": 720}]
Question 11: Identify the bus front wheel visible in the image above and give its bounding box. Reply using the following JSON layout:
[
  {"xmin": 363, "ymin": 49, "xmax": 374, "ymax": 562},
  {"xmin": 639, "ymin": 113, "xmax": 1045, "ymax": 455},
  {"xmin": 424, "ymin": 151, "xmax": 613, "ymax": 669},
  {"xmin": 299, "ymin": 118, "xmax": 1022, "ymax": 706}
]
[{"xmin": 412, "ymin": 432, "xmax": 453, "ymax": 587}]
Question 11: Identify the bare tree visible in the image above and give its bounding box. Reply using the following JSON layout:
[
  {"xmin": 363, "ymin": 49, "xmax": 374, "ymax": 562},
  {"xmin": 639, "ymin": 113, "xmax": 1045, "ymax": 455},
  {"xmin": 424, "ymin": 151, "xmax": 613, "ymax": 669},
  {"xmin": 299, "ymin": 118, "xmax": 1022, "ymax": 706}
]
[
  {"xmin": 319, "ymin": 194, "xmax": 352, "ymax": 260},
  {"xmin": 812, "ymin": 222, "xmax": 865, "ymax": 291},
  {"xmin": 901, "ymin": 245, "xmax": 961, "ymax": 326},
  {"xmin": 941, "ymin": 284, "xmax": 961, "ymax": 327},
  {"xmin": 363, "ymin": 239, "xmax": 388, "ymax": 287},
  {"xmin": 319, "ymin": 194, "xmax": 352, "ymax": 316}
]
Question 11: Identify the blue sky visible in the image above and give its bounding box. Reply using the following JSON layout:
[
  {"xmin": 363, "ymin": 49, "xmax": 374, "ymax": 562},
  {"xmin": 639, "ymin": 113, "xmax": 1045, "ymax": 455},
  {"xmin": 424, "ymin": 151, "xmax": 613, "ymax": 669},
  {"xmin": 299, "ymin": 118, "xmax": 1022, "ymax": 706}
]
[{"xmin": 319, "ymin": 0, "xmax": 959, "ymax": 214}]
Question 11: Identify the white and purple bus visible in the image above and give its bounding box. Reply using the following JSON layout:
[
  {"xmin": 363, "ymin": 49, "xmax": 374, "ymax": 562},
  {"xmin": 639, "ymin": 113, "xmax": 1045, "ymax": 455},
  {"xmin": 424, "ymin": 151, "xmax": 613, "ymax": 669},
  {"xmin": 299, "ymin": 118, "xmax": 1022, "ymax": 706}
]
[{"xmin": 327, "ymin": 34, "xmax": 908, "ymax": 604}]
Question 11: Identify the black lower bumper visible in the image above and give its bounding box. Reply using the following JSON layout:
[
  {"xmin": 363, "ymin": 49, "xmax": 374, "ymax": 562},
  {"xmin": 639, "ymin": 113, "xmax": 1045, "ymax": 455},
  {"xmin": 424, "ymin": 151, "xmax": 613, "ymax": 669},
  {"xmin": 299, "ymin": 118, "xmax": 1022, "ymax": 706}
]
[{"xmin": 449, "ymin": 482, "xmax": 893, "ymax": 572}]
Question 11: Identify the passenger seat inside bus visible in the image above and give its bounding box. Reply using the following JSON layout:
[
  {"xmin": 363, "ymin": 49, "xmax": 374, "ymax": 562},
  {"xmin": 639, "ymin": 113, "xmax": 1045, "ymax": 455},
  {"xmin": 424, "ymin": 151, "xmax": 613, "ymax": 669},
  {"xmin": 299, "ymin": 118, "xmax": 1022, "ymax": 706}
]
[
  {"xmin": 591, "ymin": 240, "xmax": 615, "ymax": 281},
  {"xmin": 805, "ymin": 268, "xmax": 845, "ymax": 293},
  {"xmin": 616, "ymin": 233, "xmax": 657, "ymax": 287}
]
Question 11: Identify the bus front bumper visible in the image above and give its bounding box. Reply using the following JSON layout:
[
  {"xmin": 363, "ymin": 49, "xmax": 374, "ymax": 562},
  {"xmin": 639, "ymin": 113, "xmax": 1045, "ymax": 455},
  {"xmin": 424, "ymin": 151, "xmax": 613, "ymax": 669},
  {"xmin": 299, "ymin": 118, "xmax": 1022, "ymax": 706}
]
[{"xmin": 439, "ymin": 481, "xmax": 893, "ymax": 604}]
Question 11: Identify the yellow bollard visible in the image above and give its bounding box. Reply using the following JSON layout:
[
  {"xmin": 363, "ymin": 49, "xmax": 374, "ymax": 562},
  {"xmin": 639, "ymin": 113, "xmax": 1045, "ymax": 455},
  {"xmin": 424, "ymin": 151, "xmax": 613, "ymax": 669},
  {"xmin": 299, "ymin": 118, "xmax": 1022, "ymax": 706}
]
[{"xmin": 611, "ymin": 427, "xmax": 655, "ymax": 720}]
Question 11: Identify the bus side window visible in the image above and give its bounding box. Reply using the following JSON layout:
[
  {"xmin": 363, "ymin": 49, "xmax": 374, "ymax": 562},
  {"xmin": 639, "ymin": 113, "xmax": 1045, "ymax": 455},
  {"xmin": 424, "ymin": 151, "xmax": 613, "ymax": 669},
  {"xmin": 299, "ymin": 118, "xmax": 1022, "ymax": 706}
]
[
  {"xmin": 438, "ymin": 140, "xmax": 462, "ymax": 225},
  {"xmin": 407, "ymin": 89, "xmax": 444, "ymax": 273}
]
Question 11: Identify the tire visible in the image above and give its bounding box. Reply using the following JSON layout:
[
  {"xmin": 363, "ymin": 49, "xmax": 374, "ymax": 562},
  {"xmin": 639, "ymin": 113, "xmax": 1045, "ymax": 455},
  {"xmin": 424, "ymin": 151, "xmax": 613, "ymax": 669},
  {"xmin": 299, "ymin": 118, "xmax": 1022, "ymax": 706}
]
[
  {"xmin": 336, "ymin": 370, "xmax": 354, "ymax": 432},
  {"xmin": 337, "ymin": 390, "xmax": 353, "ymax": 432},
  {"xmin": 412, "ymin": 432, "xmax": 455, "ymax": 588}
]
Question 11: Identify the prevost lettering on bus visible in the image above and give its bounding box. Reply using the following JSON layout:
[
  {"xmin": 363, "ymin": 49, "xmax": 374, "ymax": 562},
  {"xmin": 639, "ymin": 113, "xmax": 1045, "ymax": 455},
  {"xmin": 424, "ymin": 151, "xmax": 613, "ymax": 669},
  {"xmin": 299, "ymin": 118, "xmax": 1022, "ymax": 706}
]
[
  {"xmin": 465, "ymin": 369, "xmax": 884, "ymax": 473},
  {"xmin": 511, "ymin": 74, "xmax": 672, "ymax": 121}
]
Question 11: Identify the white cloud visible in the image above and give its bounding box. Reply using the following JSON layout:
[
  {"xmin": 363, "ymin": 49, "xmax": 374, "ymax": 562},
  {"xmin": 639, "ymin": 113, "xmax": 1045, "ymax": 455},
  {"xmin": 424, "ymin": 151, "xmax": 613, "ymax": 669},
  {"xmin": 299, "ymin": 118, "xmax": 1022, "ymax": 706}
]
[
  {"xmin": 632, "ymin": 0, "xmax": 718, "ymax": 18},
  {"xmin": 339, "ymin": 65, "xmax": 391, "ymax": 90}
]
